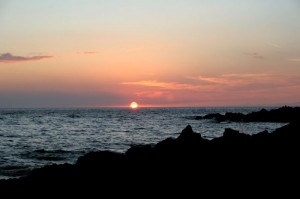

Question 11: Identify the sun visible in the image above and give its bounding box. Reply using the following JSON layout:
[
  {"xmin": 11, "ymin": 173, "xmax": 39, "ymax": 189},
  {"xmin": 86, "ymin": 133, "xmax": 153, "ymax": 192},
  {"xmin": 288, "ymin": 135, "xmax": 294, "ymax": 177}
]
[{"xmin": 130, "ymin": 102, "xmax": 138, "ymax": 109}]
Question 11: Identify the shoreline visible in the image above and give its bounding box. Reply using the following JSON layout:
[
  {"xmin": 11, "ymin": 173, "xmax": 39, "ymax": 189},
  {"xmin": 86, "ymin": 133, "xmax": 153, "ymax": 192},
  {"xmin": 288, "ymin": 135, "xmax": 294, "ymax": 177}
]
[{"xmin": 1, "ymin": 106, "xmax": 299, "ymax": 194}]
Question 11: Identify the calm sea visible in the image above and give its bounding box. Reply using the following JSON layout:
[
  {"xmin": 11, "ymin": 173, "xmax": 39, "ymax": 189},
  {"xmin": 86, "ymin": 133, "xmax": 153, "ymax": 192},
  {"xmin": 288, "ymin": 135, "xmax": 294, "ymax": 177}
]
[{"xmin": 0, "ymin": 107, "xmax": 285, "ymax": 179}]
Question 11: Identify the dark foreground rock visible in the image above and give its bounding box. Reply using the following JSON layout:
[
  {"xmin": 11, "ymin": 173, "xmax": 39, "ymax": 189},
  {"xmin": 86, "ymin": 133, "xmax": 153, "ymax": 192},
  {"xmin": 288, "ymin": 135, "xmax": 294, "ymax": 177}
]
[
  {"xmin": 1, "ymin": 121, "xmax": 300, "ymax": 195},
  {"xmin": 196, "ymin": 106, "xmax": 300, "ymax": 122}
]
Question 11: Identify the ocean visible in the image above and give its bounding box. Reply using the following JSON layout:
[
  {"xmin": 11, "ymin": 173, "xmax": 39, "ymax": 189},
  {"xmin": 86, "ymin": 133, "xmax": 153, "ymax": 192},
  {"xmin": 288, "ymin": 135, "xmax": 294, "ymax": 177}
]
[{"xmin": 0, "ymin": 107, "xmax": 286, "ymax": 179}]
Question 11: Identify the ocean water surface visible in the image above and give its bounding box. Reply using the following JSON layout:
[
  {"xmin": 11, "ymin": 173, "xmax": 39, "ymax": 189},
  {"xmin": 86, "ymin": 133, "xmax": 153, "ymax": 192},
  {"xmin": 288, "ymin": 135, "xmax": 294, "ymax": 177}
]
[{"xmin": 0, "ymin": 107, "xmax": 286, "ymax": 179}]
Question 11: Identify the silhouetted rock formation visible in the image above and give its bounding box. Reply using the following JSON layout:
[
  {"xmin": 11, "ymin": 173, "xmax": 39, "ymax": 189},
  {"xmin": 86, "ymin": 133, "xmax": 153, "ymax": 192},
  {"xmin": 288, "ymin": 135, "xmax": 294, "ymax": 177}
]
[
  {"xmin": 1, "ymin": 121, "xmax": 299, "ymax": 195},
  {"xmin": 195, "ymin": 106, "xmax": 300, "ymax": 122}
]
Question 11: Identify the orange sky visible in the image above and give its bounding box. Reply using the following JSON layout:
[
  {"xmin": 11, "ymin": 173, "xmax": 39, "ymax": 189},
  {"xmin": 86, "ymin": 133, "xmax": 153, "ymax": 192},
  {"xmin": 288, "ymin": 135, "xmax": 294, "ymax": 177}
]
[{"xmin": 0, "ymin": 0, "xmax": 300, "ymax": 108}]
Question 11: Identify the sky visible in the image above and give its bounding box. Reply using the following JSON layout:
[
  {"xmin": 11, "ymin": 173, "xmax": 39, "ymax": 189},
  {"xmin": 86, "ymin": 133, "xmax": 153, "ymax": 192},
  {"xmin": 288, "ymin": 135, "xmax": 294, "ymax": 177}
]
[{"xmin": 0, "ymin": 0, "xmax": 300, "ymax": 108}]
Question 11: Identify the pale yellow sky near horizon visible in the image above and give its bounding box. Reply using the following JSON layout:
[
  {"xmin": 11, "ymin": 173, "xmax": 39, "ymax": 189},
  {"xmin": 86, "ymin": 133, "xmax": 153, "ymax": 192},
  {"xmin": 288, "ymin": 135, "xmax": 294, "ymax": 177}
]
[{"xmin": 0, "ymin": 0, "xmax": 299, "ymax": 107}]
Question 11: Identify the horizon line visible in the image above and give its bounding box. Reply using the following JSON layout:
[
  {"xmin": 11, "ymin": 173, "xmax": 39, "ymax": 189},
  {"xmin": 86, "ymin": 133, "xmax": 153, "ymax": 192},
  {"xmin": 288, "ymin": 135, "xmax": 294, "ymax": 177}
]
[{"xmin": 0, "ymin": 104, "xmax": 294, "ymax": 109}]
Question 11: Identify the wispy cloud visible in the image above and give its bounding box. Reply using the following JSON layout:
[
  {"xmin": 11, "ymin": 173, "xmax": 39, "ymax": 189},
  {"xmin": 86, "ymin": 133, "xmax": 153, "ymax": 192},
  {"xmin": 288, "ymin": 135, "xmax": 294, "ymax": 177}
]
[
  {"xmin": 135, "ymin": 91, "xmax": 166, "ymax": 98},
  {"xmin": 123, "ymin": 74, "xmax": 300, "ymax": 97},
  {"xmin": 77, "ymin": 51, "xmax": 97, "ymax": 55},
  {"xmin": 121, "ymin": 73, "xmax": 300, "ymax": 106},
  {"xmin": 189, "ymin": 73, "xmax": 276, "ymax": 86},
  {"xmin": 188, "ymin": 75, "xmax": 229, "ymax": 85},
  {"xmin": 187, "ymin": 73, "xmax": 272, "ymax": 86},
  {"xmin": 123, "ymin": 74, "xmax": 274, "ymax": 91},
  {"xmin": 266, "ymin": 42, "xmax": 280, "ymax": 48},
  {"xmin": 245, "ymin": 52, "xmax": 265, "ymax": 60},
  {"xmin": 288, "ymin": 58, "xmax": 300, "ymax": 62},
  {"xmin": 122, "ymin": 80, "xmax": 201, "ymax": 90},
  {"xmin": 190, "ymin": 73, "xmax": 300, "ymax": 90},
  {"xmin": 0, "ymin": 53, "xmax": 53, "ymax": 63}
]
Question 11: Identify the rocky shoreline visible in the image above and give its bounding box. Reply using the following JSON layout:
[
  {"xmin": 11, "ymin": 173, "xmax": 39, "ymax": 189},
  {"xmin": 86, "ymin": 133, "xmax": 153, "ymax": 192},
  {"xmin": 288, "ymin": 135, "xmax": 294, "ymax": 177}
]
[
  {"xmin": 1, "ymin": 107, "xmax": 299, "ymax": 195},
  {"xmin": 195, "ymin": 106, "xmax": 300, "ymax": 122}
]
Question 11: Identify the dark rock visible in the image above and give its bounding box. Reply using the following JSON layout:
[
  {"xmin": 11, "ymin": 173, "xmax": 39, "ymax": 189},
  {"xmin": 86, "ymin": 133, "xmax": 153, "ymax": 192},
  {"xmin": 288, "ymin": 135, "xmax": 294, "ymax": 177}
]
[
  {"xmin": 1, "ymin": 120, "xmax": 299, "ymax": 195},
  {"xmin": 177, "ymin": 124, "xmax": 202, "ymax": 140},
  {"xmin": 203, "ymin": 113, "xmax": 224, "ymax": 121},
  {"xmin": 195, "ymin": 116, "xmax": 203, "ymax": 120},
  {"xmin": 196, "ymin": 106, "xmax": 300, "ymax": 123},
  {"xmin": 125, "ymin": 144, "xmax": 153, "ymax": 158},
  {"xmin": 76, "ymin": 151, "xmax": 124, "ymax": 168}
]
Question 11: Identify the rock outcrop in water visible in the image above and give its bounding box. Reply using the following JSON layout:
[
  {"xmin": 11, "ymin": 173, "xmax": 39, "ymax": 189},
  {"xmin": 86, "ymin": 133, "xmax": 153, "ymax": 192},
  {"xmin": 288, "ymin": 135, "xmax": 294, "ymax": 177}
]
[
  {"xmin": 195, "ymin": 106, "xmax": 300, "ymax": 122},
  {"xmin": 1, "ymin": 119, "xmax": 299, "ymax": 195}
]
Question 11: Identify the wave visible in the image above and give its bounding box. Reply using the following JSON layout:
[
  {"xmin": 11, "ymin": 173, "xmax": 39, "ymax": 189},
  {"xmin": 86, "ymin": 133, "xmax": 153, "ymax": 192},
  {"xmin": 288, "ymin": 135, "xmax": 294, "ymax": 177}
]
[
  {"xmin": 0, "ymin": 165, "xmax": 31, "ymax": 178},
  {"xmin": 21, "ymin": 149, "xmax": 85, "ymax": 161}
]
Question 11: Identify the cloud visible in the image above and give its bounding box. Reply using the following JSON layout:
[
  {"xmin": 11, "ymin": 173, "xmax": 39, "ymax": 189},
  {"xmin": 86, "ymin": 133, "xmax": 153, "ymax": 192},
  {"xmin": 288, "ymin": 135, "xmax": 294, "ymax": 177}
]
[
  {"xmin": 122, "ymin": 73, "xmax": 300, "ymax": 101},
  {"xmin": 191, "ymin": 73, "xmax": 300, "ymax": 91},
  {"xmin": 122, "ymin": 80, "xmax": 202, "ymax": 90},
  {"xmin": 121, "ymin": 73, "xmax": 300, "ymax": 106},
  {"xmin": 288, "ymin": 58, "xmax": 300, "ymax": 62},
  {"xmin": 266, "ymin": 42, "xmax": 280, "ymax": 48},
  {"xmin": 188, "ymin": 75, "xmax": 229, "ymax": 85},
  {"xmin": 0, "ymin": 53, "xmax": 53, "ymax": 63},
  {"xmin": 193, "ymin": 73, "xmax": 270, "ymax": 84},
  {"xmin": 187, "ymin": 73, "xmax": 273, "ymax": 87},
  {"xmin": 77, "ymin": 51, "xmax": 97, "ymax": 55},
  {"xmin": 135, "ymin": 91, "xmax": 166, "ymax": 99},
  {"xmin": 122, "ymin": 74, "xmax": 275, "ymax": 91},
  {"xmin": 245, "ymin": 52, "xmax": 265, "ymax": 59}
]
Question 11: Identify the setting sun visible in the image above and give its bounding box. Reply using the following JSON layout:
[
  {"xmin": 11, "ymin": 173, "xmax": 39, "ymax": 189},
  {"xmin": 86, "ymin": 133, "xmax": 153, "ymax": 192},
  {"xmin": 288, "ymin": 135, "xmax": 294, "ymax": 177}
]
[{"xmin": 130, "ymin": 102, "xmax": 138, "ymax": 109}]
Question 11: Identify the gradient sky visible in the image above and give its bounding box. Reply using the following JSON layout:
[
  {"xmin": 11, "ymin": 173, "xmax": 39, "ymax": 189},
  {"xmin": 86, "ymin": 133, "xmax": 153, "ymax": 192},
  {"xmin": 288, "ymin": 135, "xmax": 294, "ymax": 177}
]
[{"xmin": 0, "ymin": 0, "xmax": 300, "ymax": 108}]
